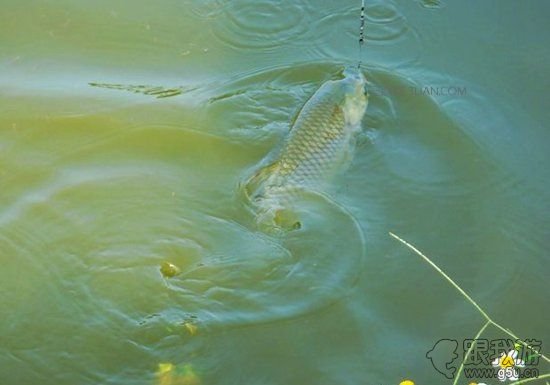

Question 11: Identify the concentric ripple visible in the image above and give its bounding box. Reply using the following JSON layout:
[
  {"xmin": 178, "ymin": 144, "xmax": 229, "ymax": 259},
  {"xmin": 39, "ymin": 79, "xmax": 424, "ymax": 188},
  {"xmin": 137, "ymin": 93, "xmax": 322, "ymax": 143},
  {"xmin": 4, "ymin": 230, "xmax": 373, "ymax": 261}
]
[
  {"xmin": 364, "ymin": 1, "xmax": 408, "ymax": 41},
  {"xmin": 299, "ymin": 0, "xmax": 421, "ymax": 67},
  {"xmin": 146, "ymin": 192, "xmax": 366, "ymax": 328},
  {"xmin": 184, "ymin": 0, "xmax": 230, "ymax": 19},
  {"xmin": 211, "ymin": 0, "xmax": 312, "ymax": 50}
]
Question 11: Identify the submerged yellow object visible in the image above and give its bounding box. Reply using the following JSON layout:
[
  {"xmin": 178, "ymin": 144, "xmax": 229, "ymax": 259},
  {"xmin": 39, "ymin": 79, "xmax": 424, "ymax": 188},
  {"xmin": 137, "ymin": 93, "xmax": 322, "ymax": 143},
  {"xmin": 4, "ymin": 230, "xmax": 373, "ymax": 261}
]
[
  {"xmin": 399, "ymin": 380, "xmax": 415, "ymax": 385},
  {"xmin": 157, "ymin": 363, "xmax": 175, "ymax": 375},
  {"xmin": 160, "ymin": 262, "xmax": 181, "ymax": 278},
  {"xmin": 183, "ymin": 322, "xmax": 198, "ymax": 336},
  {"xmin": 156, "ymin": 363, "xmax": 201, "ymax": 385}
]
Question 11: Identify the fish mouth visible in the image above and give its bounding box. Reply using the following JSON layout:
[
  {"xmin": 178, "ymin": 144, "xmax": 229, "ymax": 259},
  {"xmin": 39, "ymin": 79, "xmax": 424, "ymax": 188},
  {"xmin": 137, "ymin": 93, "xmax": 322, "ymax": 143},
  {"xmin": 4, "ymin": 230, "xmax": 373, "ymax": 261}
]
[
  {"xmin": 342, "ymin": 66, "xmax": 366, "ymax": 84},
  {"xmin": 340, "ymin": 66, "xmax": 366, "ymax": 99}
]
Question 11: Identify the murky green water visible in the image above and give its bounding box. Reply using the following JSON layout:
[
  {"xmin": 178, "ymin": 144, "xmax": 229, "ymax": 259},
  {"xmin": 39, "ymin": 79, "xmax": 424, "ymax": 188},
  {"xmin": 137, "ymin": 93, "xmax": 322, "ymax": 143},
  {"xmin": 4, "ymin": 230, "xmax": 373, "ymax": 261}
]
[{"xmin": 1, "ymin": 1, "xmax": 549, "ymax": 384}]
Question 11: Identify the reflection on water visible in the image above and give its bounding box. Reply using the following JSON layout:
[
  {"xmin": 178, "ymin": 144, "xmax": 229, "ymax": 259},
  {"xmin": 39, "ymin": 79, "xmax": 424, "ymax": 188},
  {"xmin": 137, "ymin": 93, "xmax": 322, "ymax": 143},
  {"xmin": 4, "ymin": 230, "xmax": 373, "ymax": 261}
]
[
  {"xmin": 1, "ymin": 0, "xmax": 549, "ymax": 384},
  {"xmin": 89, "ymin": 83, "xmax": 197, "ymax": 99}
]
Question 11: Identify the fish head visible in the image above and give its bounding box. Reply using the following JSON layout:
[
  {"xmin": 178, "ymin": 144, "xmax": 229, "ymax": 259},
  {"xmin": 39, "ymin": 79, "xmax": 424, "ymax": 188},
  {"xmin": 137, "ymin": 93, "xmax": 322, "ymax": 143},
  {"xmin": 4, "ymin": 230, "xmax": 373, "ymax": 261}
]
[{"xmin": 340, "ymin": 66, "xmax": 368, "ymax": 126}]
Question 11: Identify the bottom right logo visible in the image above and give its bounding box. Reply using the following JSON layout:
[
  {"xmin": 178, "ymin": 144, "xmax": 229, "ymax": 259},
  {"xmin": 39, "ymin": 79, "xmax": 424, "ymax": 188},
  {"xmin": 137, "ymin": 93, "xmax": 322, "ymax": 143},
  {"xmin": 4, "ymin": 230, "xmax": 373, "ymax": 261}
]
[{"xmin": 426, "ymin": 338, "xmax": 542, "ymax": 382}]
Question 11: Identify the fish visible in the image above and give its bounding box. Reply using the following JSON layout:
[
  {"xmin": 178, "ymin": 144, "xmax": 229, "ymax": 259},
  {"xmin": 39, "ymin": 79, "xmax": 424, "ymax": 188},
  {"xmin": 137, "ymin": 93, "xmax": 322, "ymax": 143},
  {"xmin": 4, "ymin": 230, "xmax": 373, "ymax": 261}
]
[{"xmin": 242, "ymin": 66, "xmax": 368, "ymax": 233}]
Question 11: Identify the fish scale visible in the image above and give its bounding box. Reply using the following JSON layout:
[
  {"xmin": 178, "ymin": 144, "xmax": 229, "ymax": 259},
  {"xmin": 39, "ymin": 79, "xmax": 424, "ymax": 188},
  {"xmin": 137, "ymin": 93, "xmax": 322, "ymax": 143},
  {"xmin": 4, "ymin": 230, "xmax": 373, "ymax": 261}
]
[{"xmin": 243, "ymin": 67, "xmax": 368, "ymax": 231}]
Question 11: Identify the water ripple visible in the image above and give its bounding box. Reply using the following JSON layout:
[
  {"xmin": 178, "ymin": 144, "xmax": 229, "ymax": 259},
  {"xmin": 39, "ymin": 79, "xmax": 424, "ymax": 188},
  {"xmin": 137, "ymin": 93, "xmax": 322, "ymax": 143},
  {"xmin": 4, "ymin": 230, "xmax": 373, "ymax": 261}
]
[
  {"xmin": 138, "ymin": 192, "xmax": 366, "ymax": 329},
  {"xmin": 364, "ymin": 1, "xmax": 409, "ymax": 41},
  {"xmin": 88, "ymin": 82, "xmax": 197, "ymax": 99},
  {"xmin": 416, "ymin": 0, "xmax": 446, "ymax": 9},
  {"xmin": 211, "ymin": 0, "xmax": 311, "ymax": 50},
  {"xmin": 184, "ymin": 0, "xmax": 230, "ymax": 19},
  {"xmin": 301, "ymin": 0, "xmax": 421, "ymax": 66}
]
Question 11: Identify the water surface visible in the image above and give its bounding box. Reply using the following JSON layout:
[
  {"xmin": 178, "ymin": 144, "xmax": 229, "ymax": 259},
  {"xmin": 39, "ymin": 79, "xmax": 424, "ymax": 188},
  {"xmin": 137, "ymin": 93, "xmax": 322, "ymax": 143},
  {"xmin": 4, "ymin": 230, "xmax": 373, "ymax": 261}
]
[{"xmin": 1, "ymin": 0, "xmax": 549, "ymax": 384}]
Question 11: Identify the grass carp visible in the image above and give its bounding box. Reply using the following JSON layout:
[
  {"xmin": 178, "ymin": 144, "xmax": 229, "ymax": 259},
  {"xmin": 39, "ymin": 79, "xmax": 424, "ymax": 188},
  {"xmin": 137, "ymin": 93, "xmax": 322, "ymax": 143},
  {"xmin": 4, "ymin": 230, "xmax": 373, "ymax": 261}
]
[{"xmin": 243, "ymin": 66, "xmax": 368, "ymax": 232}]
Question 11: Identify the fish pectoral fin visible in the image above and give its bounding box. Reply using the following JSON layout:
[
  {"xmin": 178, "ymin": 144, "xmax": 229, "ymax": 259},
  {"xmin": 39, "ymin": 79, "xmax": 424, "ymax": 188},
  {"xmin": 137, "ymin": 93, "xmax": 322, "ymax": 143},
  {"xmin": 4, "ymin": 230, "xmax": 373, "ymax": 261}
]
[{"xmin": 243, "ymin": 162, "xmax": 280, "ymax": 199}]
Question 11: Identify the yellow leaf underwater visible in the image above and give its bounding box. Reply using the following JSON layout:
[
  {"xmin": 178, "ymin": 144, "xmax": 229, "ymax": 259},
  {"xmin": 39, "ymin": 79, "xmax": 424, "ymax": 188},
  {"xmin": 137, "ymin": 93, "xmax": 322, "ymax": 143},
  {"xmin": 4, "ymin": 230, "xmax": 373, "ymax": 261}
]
[
  {"xmin": 183, "ymin": 322, "xmax": 198, "ymax": 336},
  {"xmin": 156, "ymin": 363, "xmax": 201, "ymax": 385}
]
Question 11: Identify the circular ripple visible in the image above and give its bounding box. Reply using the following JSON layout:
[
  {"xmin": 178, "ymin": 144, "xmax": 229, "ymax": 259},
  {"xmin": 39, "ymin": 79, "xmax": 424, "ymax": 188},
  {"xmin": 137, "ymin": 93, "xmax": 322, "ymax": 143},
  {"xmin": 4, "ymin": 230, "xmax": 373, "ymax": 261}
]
[
  {"xmin": 364, "ymin": 1, "xmax": 409, "ymax": 42},
  {"xmin": 299, "ymin": 0, "xmax": 421, "ymax": 67},
  {"xmin": 211, "ymin": 0, "xmax": 311, "ymax": 49},
  {"xmin": 310, "ymin": 1, "xmax": 409, "ymax": 43},
  {"xmin": 184, "ymin": 0, "xmax": 230, "ymax": 19}
]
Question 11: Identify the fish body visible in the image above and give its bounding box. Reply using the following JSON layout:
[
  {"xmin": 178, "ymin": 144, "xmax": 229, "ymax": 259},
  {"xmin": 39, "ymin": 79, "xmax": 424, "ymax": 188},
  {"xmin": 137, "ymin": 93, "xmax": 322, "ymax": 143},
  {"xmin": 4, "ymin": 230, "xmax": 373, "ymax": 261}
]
[{"xmin": 244, "ymin": 67, "xmax": 368, "ymax": 232}]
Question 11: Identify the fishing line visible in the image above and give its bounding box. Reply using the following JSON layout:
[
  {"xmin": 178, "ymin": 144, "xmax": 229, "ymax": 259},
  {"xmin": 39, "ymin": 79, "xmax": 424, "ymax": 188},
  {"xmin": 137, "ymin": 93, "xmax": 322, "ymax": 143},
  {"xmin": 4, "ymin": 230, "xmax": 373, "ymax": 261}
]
[{"xmin": 358, "ymin": 0, "xmax": 366, "ymax": 68}]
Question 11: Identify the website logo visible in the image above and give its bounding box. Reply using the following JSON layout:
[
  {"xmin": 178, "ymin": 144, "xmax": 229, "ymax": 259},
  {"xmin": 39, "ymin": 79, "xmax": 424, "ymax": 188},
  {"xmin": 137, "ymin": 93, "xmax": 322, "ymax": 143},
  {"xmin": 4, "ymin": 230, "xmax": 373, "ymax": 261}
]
[{"xmin": 426, "ymin": 338, "xmax": 542, "ymax": 382}]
